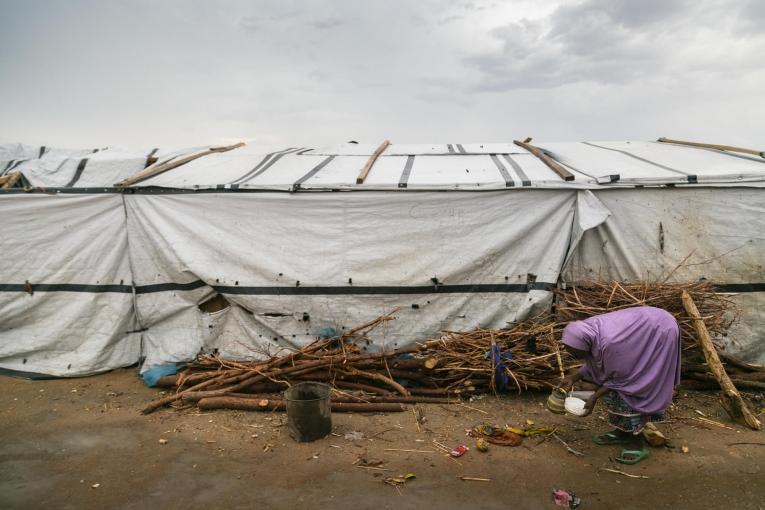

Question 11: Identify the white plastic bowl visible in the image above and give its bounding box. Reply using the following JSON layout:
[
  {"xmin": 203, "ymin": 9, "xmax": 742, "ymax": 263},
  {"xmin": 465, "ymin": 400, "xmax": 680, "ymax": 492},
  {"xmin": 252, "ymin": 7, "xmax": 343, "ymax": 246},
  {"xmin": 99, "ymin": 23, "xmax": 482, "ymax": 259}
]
[{"xmin": 564, "ymin": 397, "xmax": 587, "ymax": 416}]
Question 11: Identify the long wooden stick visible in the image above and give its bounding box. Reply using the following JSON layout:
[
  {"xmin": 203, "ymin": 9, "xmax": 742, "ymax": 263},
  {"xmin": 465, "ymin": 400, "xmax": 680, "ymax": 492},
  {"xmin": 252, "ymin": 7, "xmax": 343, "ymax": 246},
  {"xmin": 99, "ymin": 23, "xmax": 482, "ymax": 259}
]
[
  {"xmin": 339, "ymin": 366, "xmax": 410, "ymax": 396},
  {"xmin": 342, "ymin": 394, "xmax": 447, "ymax": 405},
  {"xmin": 658, "ymin": 137, "xmax": 764, "ymax": 158},
  {"xmin": 198, "ymin": 396, "xmax": 406, "ymax": 413},
  {"xmin": 356, "ymin": 140, "xmax": 390, "ymax": 184},
  {"xmin": 458, "ymin": 476, "xmax": 492, "ymax": 482},
  {"xmin": 682, "ymin": 290, "xmax": 762, "ymax": 430},
  {"xmin": 332, "ymin": 380, "xmax": 394, "ymax": 395},
  {"xmin": 513, "ymin": 139, "xmax": 575, "ymax": 181},
  {"xmin": 226, "ymin": 393, "xmax": 452, "ymax": 404},
  {"xmin": 718, "ymin": 352, "xmax": 765, "ymax": 372},
  {"xmin": 115, "ymin": 142, "xmax": 246, "ymax": 187},
  {"xmin": 1, "ymin": 171, "xmax": 22, "ymax": 189},
  {"xmin": 599, "ymin": 468, "xmax": 649, "ymax": 479},
  {"xmin": 686, "ymin": 372, "xmax": 765, "ymax": 391}
]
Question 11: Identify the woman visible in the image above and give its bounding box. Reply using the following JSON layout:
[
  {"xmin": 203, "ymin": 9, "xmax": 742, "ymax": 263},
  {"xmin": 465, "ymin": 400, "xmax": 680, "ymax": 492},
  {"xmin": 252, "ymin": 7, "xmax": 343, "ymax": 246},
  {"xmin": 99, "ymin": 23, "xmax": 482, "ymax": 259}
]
[{"xmin": 559, "ymin": 306, "xmax": 681, "ymax": 464}]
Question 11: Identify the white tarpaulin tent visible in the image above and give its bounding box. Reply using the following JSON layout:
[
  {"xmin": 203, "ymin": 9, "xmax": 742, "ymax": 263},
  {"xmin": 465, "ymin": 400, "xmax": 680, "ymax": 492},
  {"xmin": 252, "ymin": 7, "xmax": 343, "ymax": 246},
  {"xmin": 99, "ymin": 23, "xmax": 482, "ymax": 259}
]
[{"xmin": 1, "ymin": 139, "xmax": 763, "ymax": 377}]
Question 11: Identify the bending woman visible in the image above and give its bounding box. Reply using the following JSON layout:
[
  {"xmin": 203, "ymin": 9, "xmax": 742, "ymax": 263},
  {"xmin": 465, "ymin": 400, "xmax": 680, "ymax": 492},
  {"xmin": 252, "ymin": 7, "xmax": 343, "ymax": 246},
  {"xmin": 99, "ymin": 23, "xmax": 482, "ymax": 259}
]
[{"xmin": 560, "ymin": 306, "xmax": 681, "ymax": 464}]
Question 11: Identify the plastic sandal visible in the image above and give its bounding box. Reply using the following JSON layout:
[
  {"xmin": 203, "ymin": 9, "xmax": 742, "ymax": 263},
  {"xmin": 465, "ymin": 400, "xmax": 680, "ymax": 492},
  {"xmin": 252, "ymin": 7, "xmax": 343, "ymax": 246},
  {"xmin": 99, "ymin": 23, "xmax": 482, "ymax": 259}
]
[
  {"xmin": 615, "ymin": 447, "xmax": 650, "ymax": 464},
  {"xmin": 592, "ymin": 432, "xmax": 631, "ymax": 445}
]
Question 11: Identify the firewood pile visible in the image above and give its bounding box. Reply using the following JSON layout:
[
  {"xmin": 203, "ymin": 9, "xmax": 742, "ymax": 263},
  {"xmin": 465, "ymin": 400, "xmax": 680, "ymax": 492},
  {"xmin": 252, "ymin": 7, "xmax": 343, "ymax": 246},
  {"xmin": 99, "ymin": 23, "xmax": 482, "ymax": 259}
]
[
  {"xmin": 142, "ymin": 280, "xmax": 762, "ymax": 416},
  {"xmin": 142, "ymin": 312, "xmax": 576, "ymax": 414},
  {"xmin": 554, "ymin": 280, "xmax": 736, "ymax": 350}
]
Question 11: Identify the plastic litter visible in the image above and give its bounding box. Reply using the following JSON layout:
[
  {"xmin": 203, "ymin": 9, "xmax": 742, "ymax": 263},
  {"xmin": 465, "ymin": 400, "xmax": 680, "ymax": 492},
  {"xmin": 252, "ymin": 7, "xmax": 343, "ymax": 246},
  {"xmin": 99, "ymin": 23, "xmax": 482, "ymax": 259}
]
[
  {"xmin": 552, "ymin": 488, "xmax": 581, "ymax": 508},
  {"xmin": 318, "ymin": 327, "xmax": 338, "ymax": 339},
  {"xmin": 505, "ymin": 425, "xmax": 555, "ymax": 437},
  {"xmin": 141, "ymin": 363, "xmax": 180, "ymax": 387},
  {"xmin": 450, "ymin": 444, "xmax": 469, "ymax": 457},
  {"xmin": 470, "ymin": 423, "xmax": 554, "ymax": 446},
  {"xmin": 469, "ymin": 424, "xmax": 523, "ymax": 446},
  {"xmin": 383, "ymin": 473, "xmax": 416, "ymax": 486},
  {"xmin": 484, "ymin": 345, "xmax": 513, "ymax": 390}
]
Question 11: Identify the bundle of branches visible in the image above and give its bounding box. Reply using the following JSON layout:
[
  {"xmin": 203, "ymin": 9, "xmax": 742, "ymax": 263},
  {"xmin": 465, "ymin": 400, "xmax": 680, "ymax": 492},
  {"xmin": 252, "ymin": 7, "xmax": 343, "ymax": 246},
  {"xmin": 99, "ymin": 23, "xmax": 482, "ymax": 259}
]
[
  {"xmin": 554, "ymin": 280, "xmax": 735, "ymax": 348},
  {"xmin": 428, "ymin": 322, "xmax": 577, "ymax": 393},
  {"xmin": 554, "ymin": 280, "xmax": 765, "ymax": 390}
]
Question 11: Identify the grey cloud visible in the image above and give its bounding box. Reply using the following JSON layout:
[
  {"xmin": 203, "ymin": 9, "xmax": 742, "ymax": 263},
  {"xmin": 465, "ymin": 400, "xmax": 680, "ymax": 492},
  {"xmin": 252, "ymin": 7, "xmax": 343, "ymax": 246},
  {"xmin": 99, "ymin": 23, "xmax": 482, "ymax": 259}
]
[
  {"xmin": 460, "ymin": 1, "xmax": 486, "ymax": 11},
  {"xmin": 239, "ymin": 9, "xmax": 301, "ymax": 32},
  {"xmin": 0, "ymin": 0, "xmax": 762, "ymax": 149},
  {"xmin": 555, "ymin": 0, "xmax": 692, "ymax": 29},
  {"xmin": 466, "ymin": 0, "xmax": 765, "ymax": 91},
  {"xmin": 737, "ymin": 0, "xmax": 765, "ymax": 32},
  {"xmin": 311, "ymin": 17, "xmax": 346, "ymax": 30},
  {"xmin": 438, "ymin": 15, "xmax": 464, "ymax": 25},
  {"xmin": 239, "ymin": 16, "xmax": 259, "ymax": 32},
  {"xmin": 240, "ymin": 12, "xmax": 346, "ymax": 34},
  {"xmin": 410, "ymin": 14, "xmax": 429, "ymax": 27}
]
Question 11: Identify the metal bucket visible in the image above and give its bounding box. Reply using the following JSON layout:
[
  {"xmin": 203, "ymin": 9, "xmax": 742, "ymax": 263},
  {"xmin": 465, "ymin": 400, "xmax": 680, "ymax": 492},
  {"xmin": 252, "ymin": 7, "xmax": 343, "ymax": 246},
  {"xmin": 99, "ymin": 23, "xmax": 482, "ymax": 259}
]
[{"xmin": 284, "ymin": 382, "xmax": 332, "ymax": 442}]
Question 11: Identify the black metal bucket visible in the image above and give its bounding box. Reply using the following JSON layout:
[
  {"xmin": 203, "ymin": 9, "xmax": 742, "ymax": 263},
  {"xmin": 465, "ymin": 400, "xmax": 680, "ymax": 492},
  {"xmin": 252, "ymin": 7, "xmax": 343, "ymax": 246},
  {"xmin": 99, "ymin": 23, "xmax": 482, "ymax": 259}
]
[{"xmin": 284, "ymin": 382, "xmax": 332, "ymax": 442}]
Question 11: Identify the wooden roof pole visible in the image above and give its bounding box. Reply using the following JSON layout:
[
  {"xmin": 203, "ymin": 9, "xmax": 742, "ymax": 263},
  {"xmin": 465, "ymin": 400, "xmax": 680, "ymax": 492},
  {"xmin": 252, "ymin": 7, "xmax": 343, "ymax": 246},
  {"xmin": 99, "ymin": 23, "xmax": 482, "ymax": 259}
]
[
  {"xmin": 1, "ymin": 171, "xmax": 22, "ymax": 189},
  {"xmin": 115, "ymin": 142, "xmax": 246, "ymax": 187},
  {"xmin": 658, "ymin": 137, "xmax": 764, "ymax": 158},
  {"xmin": 513, "ymin": 138, "xmax": 575, "ymax": 182},
  {"xmin": 356, "ymin": 140, "xmax": 391, "ymax": 184}
]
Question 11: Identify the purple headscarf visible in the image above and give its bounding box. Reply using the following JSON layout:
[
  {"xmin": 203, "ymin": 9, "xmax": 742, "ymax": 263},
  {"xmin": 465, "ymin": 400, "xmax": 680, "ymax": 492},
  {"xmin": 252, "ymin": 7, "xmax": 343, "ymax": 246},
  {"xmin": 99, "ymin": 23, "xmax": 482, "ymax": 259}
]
[{"xmin": 562, "ymin": 306, "xmax": 681, "ymax": 414}]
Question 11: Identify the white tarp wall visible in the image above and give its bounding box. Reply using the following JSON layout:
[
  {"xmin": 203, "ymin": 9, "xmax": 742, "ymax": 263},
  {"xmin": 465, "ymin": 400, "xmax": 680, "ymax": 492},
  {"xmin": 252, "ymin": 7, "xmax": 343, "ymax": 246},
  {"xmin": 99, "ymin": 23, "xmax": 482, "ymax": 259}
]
[
  {"xmin": 2, "ymin": 138, "xmax": 764, "ymax": 376},
  {"xmin": 0, "ymin": 194, "xmax": 140, "ymax": 376},
  {"xmin": 564, "ymin": 187, "xmax": 765, "ymax": 363},
  {"xmin": 124, "ymin": 190, "xmax": 608, "ymax": 372}
]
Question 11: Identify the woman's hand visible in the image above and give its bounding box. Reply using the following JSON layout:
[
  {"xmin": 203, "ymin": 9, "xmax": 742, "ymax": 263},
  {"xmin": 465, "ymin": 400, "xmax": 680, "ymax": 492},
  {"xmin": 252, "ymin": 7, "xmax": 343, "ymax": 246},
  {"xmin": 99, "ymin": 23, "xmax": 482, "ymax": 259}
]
[
  {"xmin": 559, "ymin": 372, "xmax": 582, "ymax": 390},
  {"xmin": 582, "ymin": 393, "xmax": 599, "ymax": 417},
  {"xmin": 581, "ymin": 386, "xmax": 611, "ymax": 417}
]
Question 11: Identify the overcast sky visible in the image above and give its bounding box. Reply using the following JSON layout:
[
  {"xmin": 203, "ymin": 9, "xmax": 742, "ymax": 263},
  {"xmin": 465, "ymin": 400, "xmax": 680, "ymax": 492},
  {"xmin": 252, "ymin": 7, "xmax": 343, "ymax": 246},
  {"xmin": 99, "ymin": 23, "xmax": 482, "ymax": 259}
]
[{"xmin": 0, "ymin": 0, "xmax": 763, "ymax": 149}]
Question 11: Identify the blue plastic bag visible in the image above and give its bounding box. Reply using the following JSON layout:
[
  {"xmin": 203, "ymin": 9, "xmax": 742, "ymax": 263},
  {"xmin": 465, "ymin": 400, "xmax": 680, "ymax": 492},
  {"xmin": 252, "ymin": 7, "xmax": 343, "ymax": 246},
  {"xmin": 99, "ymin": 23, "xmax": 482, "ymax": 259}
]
[{"xmin": 142, "ymin": 363, "xmax": 180, "ymax": 387}]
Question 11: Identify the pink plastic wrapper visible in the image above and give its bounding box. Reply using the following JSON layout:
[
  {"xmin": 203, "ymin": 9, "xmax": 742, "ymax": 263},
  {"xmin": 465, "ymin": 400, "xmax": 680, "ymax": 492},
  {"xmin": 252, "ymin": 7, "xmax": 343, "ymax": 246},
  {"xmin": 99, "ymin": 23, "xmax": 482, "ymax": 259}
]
[
  {"xmin": 552, "ymin": 488, "xmax": 581, "ymax": 509},
  {"xmin": 449, "ymin": 445, "xmax": 469, "ymax": 457}
]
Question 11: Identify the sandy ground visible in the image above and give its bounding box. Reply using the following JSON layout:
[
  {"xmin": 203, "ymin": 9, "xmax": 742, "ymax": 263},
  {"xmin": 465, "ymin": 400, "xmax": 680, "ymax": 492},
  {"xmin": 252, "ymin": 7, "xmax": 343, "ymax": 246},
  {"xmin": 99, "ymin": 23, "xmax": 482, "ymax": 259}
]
[{"xmin": 1, "ymin": 369, "xmax": 764, "ymax": 510}]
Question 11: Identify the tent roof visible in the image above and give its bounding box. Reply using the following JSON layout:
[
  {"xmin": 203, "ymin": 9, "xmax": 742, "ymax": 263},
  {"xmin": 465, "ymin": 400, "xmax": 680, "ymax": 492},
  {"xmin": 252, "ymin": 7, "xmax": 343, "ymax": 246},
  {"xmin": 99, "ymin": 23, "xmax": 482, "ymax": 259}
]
[{"xmin": 2, "ymin": 140, "xmax": 764, "ymax": 191}]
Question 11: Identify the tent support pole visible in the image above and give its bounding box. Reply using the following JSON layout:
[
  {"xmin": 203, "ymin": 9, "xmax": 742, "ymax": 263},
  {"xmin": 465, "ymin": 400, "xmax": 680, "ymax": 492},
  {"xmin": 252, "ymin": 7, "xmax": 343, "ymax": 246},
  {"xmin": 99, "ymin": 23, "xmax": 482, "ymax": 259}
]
[{"xmin": 513, "ymin": 138, "xmax": 575, "ymax": 181}]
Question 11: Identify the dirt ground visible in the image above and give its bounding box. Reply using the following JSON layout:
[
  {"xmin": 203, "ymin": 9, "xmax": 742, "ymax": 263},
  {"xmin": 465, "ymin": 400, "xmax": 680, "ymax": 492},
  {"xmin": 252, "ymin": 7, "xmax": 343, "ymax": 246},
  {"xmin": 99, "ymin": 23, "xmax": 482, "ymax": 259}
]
[{"xmin": 1, "ymin": 369, "xmax": 763, "ymax": 510}]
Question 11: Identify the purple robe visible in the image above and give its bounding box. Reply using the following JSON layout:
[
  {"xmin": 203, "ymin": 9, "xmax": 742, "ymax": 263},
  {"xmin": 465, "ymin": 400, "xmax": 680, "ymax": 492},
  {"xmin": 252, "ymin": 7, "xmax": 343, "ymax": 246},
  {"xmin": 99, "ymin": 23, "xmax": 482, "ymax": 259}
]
[{"xmin": 562, "ymin": 306, "xmax": 681, "ymax": 414}]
